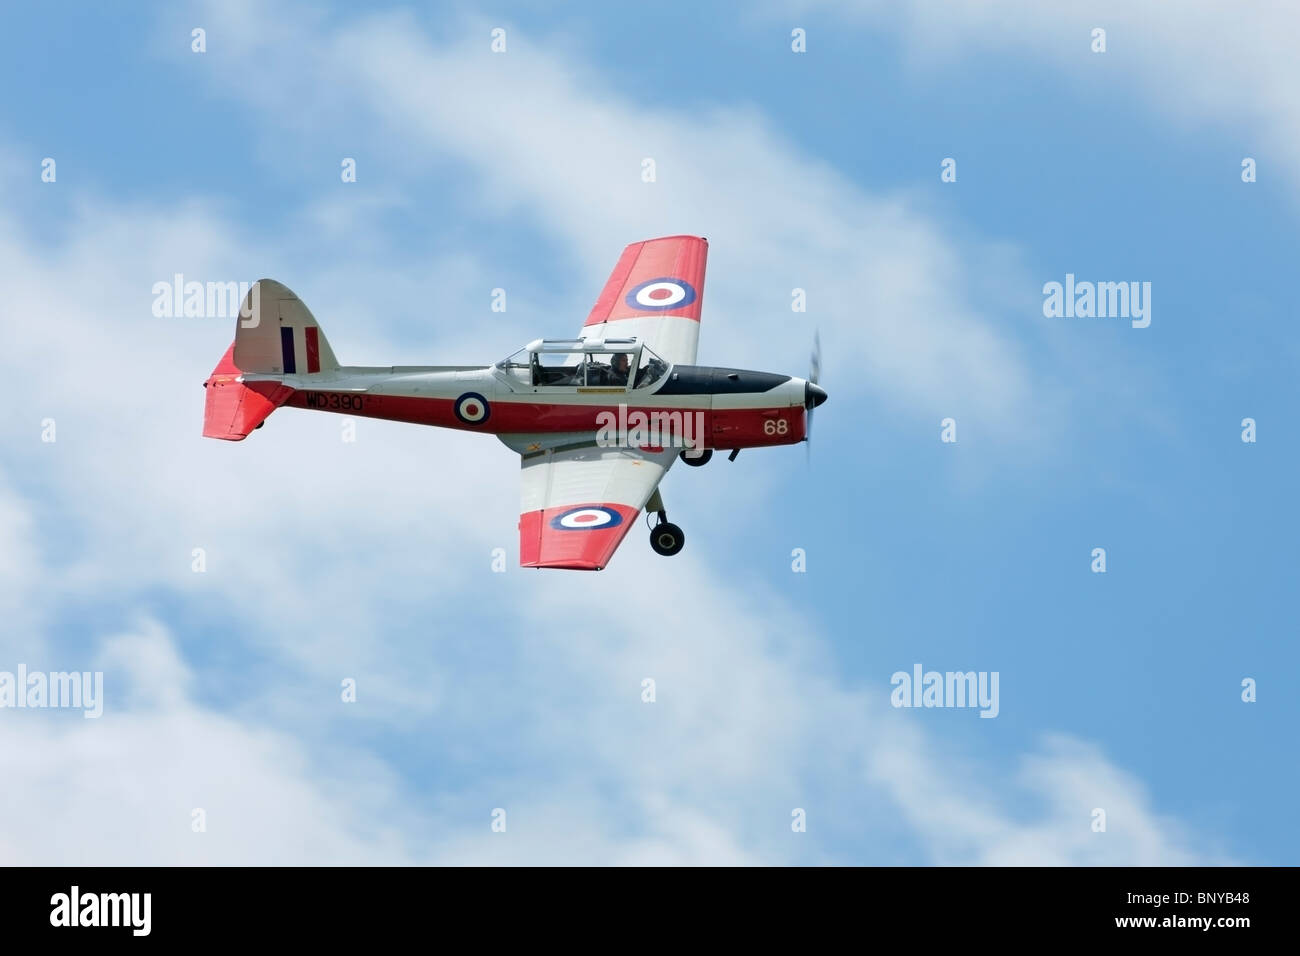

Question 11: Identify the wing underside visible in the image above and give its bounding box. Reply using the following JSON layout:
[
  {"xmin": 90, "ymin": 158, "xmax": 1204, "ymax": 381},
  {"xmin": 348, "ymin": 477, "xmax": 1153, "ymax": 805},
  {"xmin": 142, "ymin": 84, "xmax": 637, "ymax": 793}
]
[{"xmin": 518, "ymin": 442, "xmax": 678, "ymax": 570}]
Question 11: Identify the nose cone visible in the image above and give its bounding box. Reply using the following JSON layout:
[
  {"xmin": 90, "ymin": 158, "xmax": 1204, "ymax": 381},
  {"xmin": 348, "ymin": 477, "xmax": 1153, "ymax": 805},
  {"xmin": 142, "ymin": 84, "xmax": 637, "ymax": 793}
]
[{"xmin": 805, "ymin": 381, "xmax": 828, "ymax": 409}]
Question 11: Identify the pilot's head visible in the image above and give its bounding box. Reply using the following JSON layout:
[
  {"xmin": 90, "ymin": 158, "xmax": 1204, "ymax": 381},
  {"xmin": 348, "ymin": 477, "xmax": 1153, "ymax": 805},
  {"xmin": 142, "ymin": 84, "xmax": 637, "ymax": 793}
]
[{"xmin": 613, "ymin": 352, "xmax": 629, "ymax": 372}]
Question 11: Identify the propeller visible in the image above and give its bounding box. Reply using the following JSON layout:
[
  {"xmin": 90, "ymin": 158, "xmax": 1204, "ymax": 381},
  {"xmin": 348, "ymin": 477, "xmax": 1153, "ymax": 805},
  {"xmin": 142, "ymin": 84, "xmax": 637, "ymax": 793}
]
[{"xmin": 804, "ymin": 331, "xmax": 826, "ymax": 459}]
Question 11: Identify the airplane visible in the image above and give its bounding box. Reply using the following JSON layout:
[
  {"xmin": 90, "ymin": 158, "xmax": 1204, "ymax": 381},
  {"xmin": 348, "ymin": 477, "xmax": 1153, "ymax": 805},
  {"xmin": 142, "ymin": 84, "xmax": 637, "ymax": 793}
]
[{"xmin": 201, "ymin": 235, "xmax": 827, "ymax": 570}]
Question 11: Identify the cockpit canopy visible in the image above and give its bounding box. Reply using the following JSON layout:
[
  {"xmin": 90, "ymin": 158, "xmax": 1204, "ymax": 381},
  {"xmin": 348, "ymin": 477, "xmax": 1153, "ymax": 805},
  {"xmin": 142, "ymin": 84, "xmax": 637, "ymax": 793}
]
[{"xmin": 496, "ymin": 337, "xmax": 670, "ymax": 389}]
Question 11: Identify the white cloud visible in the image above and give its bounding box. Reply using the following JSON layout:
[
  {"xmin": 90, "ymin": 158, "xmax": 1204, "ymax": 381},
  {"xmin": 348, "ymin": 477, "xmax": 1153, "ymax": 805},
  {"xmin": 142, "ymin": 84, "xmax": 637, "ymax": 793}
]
[
  {"xmin": 0, "ymin": 475, "xmax": 44, "ymax": 659},
  {"xmin": 1, "ymin": 571, "xmax": 1218, "ymax": 865},
  {"xmin": 869, "ymin": 725, "xmax": 1221, "ymax": 865},
  {"xmin": 811, "ymin": 0, "xmax": 1300, "ymax": 184},
  {"xmin": 0, "ymin": 621, "xmax": 419, "ymax": 865}
]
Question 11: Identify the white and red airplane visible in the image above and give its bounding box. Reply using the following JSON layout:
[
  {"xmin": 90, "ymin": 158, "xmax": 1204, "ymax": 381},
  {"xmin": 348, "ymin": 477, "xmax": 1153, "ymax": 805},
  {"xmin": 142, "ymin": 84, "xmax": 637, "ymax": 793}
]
[{"xmin": 202, "ymin": 235, "xmax": 826, "ymax": 570}]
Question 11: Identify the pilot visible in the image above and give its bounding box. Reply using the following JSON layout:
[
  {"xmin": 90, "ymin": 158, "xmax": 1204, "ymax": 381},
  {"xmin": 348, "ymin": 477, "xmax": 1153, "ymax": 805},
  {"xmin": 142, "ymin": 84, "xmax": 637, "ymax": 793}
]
[{"xmin": 609, "ymin": 352, "xmax": 630, "ymax": 385}]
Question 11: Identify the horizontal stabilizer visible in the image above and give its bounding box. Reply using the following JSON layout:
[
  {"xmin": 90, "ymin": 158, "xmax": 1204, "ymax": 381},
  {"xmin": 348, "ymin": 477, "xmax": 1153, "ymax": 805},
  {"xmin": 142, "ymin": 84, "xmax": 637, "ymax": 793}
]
[{"xmin": 203, "ymin": 344, "xmax": 291, "ymax": 440}]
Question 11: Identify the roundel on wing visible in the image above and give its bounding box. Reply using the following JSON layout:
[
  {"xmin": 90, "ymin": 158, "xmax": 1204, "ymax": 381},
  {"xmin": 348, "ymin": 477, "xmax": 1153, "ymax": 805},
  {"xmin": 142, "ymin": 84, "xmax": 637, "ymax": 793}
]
[
  {"xmin": 550, "ymin": 506, "xmax": 624, "ymax": 531},
  {"xmin": 454, "ymin": 392, "xmax": 491, "ymax": 425},
  {"xmin": 625, "ymin": 277, "xmax": 697, "ymax": 312}
]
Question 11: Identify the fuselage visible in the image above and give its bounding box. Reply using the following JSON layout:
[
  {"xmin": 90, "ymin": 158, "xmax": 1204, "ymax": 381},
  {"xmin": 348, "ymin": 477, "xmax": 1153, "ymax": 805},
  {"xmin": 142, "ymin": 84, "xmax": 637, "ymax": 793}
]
[{"xmin": 246, "ymin": 361, "xmax": 815, "ymax": 451}]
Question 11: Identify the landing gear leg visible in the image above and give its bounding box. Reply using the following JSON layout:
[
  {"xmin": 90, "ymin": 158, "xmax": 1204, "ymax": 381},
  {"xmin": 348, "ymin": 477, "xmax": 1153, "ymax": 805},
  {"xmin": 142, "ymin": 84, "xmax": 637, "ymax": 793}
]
[{"xmin": 645, "ymin": 490, "xmax": 685, "ymax": 557}]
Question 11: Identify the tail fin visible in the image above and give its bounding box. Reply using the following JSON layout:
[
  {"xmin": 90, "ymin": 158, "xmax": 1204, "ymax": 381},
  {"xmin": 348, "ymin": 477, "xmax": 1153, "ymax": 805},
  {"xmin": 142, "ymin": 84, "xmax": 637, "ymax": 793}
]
[
  {"xmin": 233, "ymin": 279, "xmax": 339, "ymax": 376},
  {"xmin": 202, "ymin": 279, "xmax": 336, "ymax": 441}
]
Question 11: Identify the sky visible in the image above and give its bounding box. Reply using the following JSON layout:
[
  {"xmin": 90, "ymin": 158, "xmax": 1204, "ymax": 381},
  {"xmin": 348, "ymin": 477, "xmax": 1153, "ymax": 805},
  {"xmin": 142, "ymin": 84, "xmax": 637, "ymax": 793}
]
[{"xmin": 0, "ymin": 1, "xmax": 1295, "ymax": 864}]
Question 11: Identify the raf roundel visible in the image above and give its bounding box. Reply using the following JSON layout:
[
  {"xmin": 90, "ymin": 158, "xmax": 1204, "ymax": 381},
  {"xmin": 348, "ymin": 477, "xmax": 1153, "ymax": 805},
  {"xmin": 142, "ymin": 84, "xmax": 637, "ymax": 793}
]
[
  {"xmin": 625, "ymin": 277, "xmax": 697, "ymax": 312},
  {"xmin": 550, "ymin": 506, "xmax": 624, "ymax": 531},
  {"xmin": 454, "ymin": 392, "xmax": 491, "ymax": 425}
]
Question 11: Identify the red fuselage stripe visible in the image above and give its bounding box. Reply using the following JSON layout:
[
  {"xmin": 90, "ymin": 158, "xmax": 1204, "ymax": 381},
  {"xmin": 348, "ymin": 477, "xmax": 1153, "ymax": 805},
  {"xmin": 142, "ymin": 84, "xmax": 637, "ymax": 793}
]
[{"xmin": 281, "ymin": 391, "xmax": 806, "ymax": 449}]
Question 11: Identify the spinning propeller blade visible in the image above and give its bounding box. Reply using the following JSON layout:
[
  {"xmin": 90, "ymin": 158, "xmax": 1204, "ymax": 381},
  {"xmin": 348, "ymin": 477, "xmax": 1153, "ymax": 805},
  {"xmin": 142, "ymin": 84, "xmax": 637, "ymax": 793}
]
[{"xmin": 804, "ymin": 331, "xmax": 826, "ymax": 459}]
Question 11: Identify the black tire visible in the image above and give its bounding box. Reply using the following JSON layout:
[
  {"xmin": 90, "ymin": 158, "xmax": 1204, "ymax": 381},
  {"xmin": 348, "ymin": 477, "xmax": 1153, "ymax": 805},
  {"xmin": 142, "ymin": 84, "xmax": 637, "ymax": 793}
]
[
  {"xmin": 649, "ymin": 522, "xmax": 685, "ymax": 556},
  {"xmin": 680, "ymin": 448, "xmax": 712, "ymax": 467}
]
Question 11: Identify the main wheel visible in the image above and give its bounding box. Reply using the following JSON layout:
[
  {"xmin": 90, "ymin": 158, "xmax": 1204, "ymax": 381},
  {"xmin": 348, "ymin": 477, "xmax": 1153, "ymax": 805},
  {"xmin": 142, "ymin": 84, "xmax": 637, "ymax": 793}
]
[
  {"xmin": 649, "ymin": 522, "xmax": 685, "ymax": 556},
  {"xmin": 680, "ymin": 448, "xmax": 712, "ymax": 467}
]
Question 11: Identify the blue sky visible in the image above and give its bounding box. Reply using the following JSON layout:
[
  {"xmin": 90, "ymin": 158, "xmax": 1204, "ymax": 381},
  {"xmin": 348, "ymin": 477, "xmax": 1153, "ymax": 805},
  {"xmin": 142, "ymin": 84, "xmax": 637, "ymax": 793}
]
[{"xmin": 0, "ymin": 1, "xmax": 1294, "ymax": 864}]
